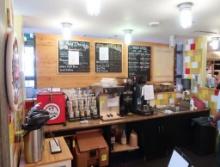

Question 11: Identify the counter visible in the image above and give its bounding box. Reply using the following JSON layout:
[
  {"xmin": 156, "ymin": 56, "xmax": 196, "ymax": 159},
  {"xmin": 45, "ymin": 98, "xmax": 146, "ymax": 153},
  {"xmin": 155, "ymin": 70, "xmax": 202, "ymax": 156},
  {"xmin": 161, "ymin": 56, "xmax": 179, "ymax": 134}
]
[
  {"xmin": 44, "ymin": 108, "xmax": 210, "ymax": 134},
  {"xmin": 19, "ymin": 137, "xmax": 73, "ymax": 167}
]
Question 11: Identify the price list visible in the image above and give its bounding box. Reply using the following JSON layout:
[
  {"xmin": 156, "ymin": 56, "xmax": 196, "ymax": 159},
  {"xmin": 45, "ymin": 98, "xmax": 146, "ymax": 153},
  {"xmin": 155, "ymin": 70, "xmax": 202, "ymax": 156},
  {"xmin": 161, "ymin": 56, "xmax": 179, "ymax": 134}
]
[{"xmin": 128, "ymin": 45, "xmax": 151, "ymax": 81}]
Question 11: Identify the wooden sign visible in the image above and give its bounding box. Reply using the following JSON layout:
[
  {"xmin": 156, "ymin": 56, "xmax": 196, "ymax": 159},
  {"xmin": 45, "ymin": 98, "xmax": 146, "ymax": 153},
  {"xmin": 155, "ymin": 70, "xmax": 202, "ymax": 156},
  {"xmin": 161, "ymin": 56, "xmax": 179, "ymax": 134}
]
[
  {"xmin": 95, "ymin": 43, "xmax": 122, "ymax": 72},
  {"xmin": 58, "ymin": 40, "xmax": 90, "ymax": 72}
]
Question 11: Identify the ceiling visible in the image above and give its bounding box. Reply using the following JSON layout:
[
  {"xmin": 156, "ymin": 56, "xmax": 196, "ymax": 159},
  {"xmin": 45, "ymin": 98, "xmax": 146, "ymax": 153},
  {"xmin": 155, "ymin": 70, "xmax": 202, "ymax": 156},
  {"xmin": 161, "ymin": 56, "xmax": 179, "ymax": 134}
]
[{"xmin": 14, "ymin": 0, "xmax": 220, "ymax": 43}]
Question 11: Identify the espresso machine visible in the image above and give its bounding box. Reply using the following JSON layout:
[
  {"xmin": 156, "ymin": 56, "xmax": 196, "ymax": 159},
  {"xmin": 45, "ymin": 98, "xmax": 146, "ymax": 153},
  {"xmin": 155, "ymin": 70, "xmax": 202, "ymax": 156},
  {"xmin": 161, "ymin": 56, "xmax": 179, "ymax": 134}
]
[{"xmin": 131, "ymin": 76, "xmax": 154, "ymax": 115}]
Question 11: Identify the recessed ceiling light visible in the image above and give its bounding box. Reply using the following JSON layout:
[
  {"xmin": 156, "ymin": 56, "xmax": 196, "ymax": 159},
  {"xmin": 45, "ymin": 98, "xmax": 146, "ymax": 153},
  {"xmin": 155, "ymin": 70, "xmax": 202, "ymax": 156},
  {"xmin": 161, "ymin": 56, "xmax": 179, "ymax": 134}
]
[{"xmin": 148, "ymin": 21, "xmax": 160, "ymax": 27}]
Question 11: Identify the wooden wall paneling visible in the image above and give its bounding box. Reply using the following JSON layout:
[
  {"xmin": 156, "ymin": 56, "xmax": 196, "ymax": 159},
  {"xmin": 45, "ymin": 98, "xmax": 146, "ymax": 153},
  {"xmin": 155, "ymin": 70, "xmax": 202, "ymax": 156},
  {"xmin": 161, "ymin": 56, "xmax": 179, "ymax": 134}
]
[
  {"xmin": 127, "ymin": 41, "xmax": 168, "ymax": 82},
  {"xmin": 0, "ymin": 0, "xmax": 11, "ymax": 166},
  {"xmin": 152, "ymin": 46, "xmax": 174, "ymax": 82},
  {"xmin": 36, "ymin": 34, "xmax": 127, "ymax": 88},
  {"xmin": 36, "ymin": 33, "xmax": 172, "ymax": 88}
]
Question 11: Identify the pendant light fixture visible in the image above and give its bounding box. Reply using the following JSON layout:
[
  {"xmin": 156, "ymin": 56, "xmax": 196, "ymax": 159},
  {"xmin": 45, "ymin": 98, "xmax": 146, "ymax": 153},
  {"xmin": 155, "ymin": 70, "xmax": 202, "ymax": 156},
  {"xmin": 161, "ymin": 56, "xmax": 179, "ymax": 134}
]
[
  {"xmin": 61, "ymin": 22, "xmax": 72, "ymax": 40},
  {"xmin": 86, "ymin": 0, "xmax": 101, "ymax": 16},
  {"xmin": 124, "ymin": 29, "xmax": 133, "ymax": 45},
  {"xmin": 177, "ymin": 2, "xmax": 193, "ymax": 29}
]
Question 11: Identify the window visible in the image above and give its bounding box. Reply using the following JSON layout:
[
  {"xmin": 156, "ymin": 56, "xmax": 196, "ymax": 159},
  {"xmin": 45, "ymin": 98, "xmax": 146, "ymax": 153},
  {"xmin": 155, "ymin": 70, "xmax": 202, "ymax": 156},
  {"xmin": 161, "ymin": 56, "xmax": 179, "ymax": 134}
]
[{"xmin": 22, "ymin": 33, "xmax": 36, "ymax": 98}]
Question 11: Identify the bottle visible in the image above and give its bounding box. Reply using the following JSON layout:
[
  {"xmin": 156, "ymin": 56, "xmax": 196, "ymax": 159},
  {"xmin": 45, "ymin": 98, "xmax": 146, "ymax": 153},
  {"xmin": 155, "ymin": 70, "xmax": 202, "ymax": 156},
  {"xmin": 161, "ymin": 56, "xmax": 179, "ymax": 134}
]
[
  {"xmin": 121, "ymin": 129, "xmax": 127, "ymax": 145},
  {"xmin": 129, "ymin": 130, "xmax": 138, "ymax": 147},
  {"xmin": 110, "ymin": 129, "xmax": 116, "ymax": 150},
  {"xmin": 67, "ymin": 101, "xmax": 74, "ymax": 119},
  {"xmin": 190, "ymin": 98, "xmax": 194, "ymax": 110},
  {"xmin": 169, "ymin": 96, "xmax": 174, "ymax": 106}
]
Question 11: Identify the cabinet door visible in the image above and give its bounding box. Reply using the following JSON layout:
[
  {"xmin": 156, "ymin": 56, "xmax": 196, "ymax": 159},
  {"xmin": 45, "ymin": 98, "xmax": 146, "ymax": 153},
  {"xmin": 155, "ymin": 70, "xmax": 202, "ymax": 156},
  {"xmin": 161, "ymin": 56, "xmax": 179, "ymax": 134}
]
[
  {"xmin": 142, "ymin": 119, "xmax": 166, "ymax": 159},
  {"xmin": 163, "ymin": 115, "xmax": 192, "ymax": 152}
]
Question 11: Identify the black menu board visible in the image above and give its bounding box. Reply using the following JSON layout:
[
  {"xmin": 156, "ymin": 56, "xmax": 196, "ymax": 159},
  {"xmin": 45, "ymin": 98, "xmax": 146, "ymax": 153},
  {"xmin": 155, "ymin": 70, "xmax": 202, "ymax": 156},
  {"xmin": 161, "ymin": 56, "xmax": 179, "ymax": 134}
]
[
  {"xmin": 128, "ymin": 45, "xmax": 151, "ymax": 81},
  {"xmin": 58, "ymin": 40, "xmax": 90, "ymax": 72},
  {"xmin": 95, "ymin": 43, "xmax": 122, "ymax": 72}
]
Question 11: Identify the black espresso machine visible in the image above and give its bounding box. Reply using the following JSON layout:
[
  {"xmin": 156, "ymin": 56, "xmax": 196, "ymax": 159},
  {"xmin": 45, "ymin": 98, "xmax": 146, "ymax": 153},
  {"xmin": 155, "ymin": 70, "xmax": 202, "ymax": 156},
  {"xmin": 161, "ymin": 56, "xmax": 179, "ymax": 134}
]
[{"xmin": 120, "ymin": 76, "xmax": 154, "ymax": 116}]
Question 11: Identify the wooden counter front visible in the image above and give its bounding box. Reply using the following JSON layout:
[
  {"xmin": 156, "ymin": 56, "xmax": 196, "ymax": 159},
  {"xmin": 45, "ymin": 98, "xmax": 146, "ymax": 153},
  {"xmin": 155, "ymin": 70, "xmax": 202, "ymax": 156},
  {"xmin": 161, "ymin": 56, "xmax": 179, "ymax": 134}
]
[
  {"xmin": 44, "ymin": 109, "xmax": 209, "ymax": 134},
  {"xmin": 20, "ymin": 137, "xmax": 73, "ymax": 167}
]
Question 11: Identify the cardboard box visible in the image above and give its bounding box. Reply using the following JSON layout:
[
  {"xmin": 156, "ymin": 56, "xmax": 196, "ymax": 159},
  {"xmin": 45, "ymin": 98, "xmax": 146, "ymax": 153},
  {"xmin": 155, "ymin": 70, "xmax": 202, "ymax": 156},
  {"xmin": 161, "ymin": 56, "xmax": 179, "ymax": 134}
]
[{"xmin": 74, "ymin": 129, "xmax": 109, "ymax": 167}]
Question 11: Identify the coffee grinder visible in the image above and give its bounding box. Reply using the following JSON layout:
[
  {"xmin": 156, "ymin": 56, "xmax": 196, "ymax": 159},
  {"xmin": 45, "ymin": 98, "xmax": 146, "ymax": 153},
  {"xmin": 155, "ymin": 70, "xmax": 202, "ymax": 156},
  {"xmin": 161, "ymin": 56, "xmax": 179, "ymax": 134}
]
[
  {"xmin": 131, "ymin": 76, "xmax": 143, "ymax": 113},
  {"xmin": 119, "ymin": 78, "xmax": 133, "ymax": 116}
]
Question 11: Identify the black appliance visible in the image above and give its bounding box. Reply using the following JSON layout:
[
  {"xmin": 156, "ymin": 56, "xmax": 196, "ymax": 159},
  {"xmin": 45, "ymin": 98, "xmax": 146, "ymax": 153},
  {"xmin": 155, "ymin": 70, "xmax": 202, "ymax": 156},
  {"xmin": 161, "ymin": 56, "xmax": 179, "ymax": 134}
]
[
  {"xmin": 120, "ymin": 79, "xmax": 133, "ymax": 116},
  {"xmin": 132, "ymin": 76, "xmax": 154, "ymax": 115},
  {"xmin": 182, "ymin": 78, "xmax": 191, "ymax": 91}
]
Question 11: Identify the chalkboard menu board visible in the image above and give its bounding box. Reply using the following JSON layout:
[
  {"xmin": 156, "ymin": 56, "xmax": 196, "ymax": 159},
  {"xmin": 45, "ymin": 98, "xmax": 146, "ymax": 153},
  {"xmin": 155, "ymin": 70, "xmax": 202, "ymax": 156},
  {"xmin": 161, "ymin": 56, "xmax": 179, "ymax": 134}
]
[
  {"xmin": 128, "ymin": 45, "xmax": 151, "ymax": 81},
  {"xmin": 95, "ymin": 43, "xmax": 122, "ymax": 72},
  {"xmin": 58, "ymin": 40, "xmax": 90, "ymax": 72}
]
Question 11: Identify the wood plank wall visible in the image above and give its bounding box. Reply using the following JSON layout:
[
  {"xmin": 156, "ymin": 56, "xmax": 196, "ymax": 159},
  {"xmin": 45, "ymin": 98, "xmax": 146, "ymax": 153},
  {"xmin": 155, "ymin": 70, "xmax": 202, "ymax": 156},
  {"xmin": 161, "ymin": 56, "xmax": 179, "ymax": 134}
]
[
  {"xmin": 36, "ymin": 33, "xmax": 171, "ymax": 88},
  {"xmin": 0, "ymin": 0, "xmax": 11, "ymax": 166}
]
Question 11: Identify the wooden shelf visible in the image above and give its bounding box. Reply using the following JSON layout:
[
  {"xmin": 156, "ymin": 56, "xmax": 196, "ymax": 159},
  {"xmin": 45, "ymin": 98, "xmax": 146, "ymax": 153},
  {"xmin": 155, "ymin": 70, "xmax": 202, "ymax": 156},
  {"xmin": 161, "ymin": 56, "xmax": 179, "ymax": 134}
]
[{"xmin": 111, "ymin": 143, "xmax": 139, "ymax": 153}]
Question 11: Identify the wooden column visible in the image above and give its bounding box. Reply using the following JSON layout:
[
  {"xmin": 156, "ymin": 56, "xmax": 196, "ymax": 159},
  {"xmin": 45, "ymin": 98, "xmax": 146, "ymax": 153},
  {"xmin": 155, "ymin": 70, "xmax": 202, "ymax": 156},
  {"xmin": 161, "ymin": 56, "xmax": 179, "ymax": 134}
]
[{"xmin": 0, "ymin": 0, "xmax": 11, "ymax": 166}]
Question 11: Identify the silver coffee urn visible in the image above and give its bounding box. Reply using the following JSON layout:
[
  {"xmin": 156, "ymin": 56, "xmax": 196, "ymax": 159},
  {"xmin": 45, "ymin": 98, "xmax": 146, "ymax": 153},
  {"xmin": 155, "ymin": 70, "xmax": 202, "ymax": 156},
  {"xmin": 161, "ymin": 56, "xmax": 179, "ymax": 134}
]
[{"xmin": 22, "ymin": 105, "xmax": 50, "ymax": 163}]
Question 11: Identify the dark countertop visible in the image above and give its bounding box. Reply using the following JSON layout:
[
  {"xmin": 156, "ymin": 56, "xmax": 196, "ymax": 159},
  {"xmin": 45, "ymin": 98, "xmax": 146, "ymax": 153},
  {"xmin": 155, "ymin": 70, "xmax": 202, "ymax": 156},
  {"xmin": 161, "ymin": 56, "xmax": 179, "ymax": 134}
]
[{"xmin": 44, "ymin": 108, "xmax": 210, "ymax": 133}]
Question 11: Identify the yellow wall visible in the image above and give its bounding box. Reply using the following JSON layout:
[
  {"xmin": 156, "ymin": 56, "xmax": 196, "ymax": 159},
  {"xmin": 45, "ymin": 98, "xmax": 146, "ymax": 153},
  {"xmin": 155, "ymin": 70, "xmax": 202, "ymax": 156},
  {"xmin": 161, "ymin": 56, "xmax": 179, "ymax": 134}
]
[
  {"xmin": 181, "ymin": 37, "xmax": 217, "ymax": 115},
  {"xmin": 152, "ymin": 92, "xmax": 177, "ymax": 106},
  {"xmin": 183, "ymin": 37, "xmax": 206, "ymax": 85},
  {"xmin": 196, "ymin": 87, "xmax": 217, "ymax": 115}
]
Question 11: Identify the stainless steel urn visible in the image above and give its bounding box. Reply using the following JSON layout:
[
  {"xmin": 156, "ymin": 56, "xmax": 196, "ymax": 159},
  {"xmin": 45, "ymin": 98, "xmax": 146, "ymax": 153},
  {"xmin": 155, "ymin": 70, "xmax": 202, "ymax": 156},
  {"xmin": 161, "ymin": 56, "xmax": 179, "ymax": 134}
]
[{"xmin": 24, "ymin": 128, "xmax": 44, "ymax": 163}]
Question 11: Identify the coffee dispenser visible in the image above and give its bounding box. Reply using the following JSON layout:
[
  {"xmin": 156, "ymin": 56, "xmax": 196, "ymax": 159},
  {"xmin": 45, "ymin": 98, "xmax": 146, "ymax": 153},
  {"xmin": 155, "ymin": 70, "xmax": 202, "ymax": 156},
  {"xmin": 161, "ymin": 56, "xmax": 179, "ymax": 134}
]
[{"xmin": 22, "ymin": 105, "xmax": 50, "ymax": 163}]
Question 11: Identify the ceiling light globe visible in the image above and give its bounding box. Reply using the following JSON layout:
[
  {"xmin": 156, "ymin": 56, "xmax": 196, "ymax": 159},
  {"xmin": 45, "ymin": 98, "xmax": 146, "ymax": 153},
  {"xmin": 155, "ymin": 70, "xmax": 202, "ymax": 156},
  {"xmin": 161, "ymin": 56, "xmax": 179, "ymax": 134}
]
[
  {"xmin": 86, "ymin": 0, "xmax": 101, "ymax": 16},
  {"xmin": 125, "ymin": 33, "xmax": 132, "ymax": 45},
  {"xmin": 210, "ymin": 38, "xmax": 219, "ymax": 50},
  {"xmin": 180, "ymin": 8, "xmax": 192, "ymax": 29},
  {"xmin": 177, "ymin": 2, "xmax": 193, "ymax": 29},
  {"xmin": 124, "ymin": 29, "xmax": 133, "ymax": 45},
  {"xmin": 61, "ymin": 22, "xmax": 72, "ymax": 40}
]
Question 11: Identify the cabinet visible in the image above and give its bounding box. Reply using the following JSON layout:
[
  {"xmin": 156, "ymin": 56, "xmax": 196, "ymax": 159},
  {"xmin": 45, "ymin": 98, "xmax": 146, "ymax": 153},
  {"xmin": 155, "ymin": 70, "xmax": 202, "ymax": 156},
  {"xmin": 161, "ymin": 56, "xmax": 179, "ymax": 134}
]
[
  {"xmin": 141, "ymin": 118, "xmax": 166, "ymax": 159},
  {"xmin": 163, "ymin": 115, "xmax": 192, "ymax": 151},
  {"xmin": 20, "ymin": 137, "xmax": 73, "ymax": 167},
  {"xmin": 44, "ymin": 109, "xmax": 210, "ymax": 163},
  {"xmin": 141, "ymin": 113, "xmax": 207, "ymax": 159},
  {"xmin": 107, "ymin": 123, "xmax": 140, "ymax": 154},
  {"xmin": 107, "ymin": 122, "xmax": 142, "ymax": 166}
]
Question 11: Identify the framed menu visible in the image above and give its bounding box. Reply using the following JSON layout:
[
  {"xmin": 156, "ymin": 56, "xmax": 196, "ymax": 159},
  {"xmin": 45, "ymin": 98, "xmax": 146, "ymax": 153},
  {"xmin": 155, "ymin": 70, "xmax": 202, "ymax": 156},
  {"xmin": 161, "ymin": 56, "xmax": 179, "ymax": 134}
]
[
  {"xmin": 128, "ymin": 45, "xmax": 151, "ymax": 81},
  {"xmin": 58, "ymin": 40, "xmax": 90, "ymax": 72},
  {"xmin": 95, "ymin": 43, "xmax": 122, "ymax": 72}
]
